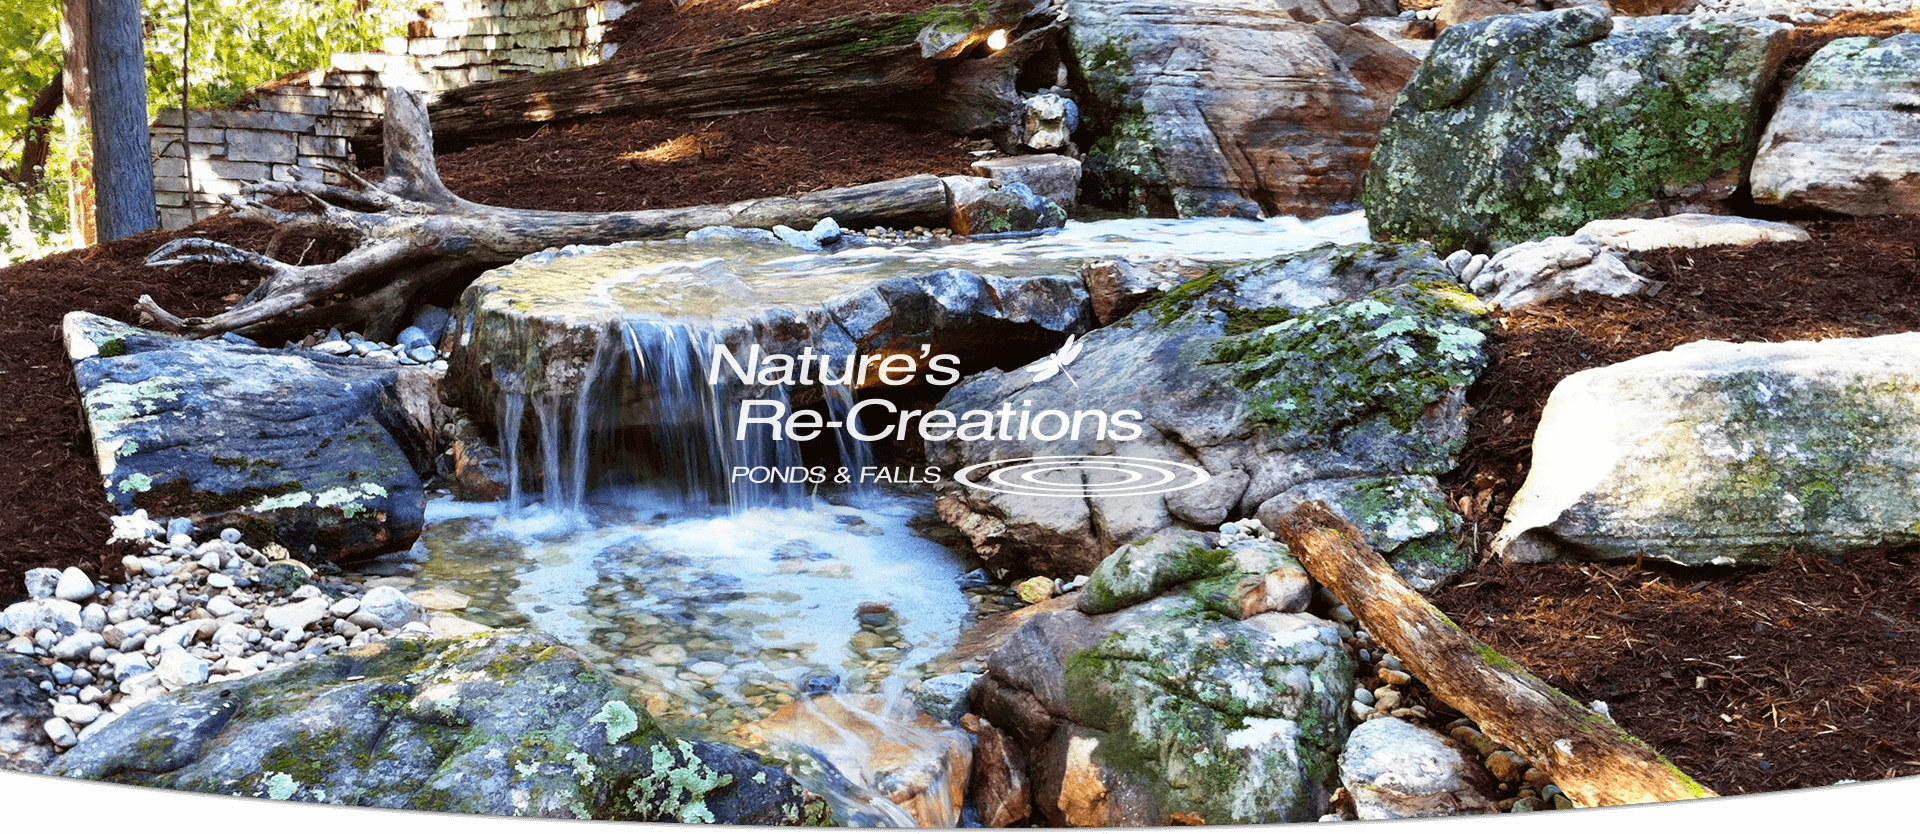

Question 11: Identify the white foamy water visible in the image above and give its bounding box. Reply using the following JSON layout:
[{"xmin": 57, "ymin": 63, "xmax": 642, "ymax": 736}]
[{"xmin": 418, "ymin": 490, "xmax": 974, "ymax": 734}]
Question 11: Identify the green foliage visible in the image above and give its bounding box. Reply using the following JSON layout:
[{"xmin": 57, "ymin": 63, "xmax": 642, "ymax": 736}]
[
  {"xmin": 0, "ymin": 0, "xmax": 61, "ymax": 143},
  {"xmin": 144, "ymin": 0, "xmax": 410, "ymax": 110}
]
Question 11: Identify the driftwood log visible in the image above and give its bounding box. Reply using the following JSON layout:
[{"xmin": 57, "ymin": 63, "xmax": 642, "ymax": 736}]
[
  {"xmin": 369, "ymin": 0, "xmax": 1044, "ymax": 157},
  {"xmin": 1270, "ymin": 502, "xmax": 1716, "ymax": 808},
  {"xmin": 138, "ymin": 87, "xmax": 951, "ymax": 341}
]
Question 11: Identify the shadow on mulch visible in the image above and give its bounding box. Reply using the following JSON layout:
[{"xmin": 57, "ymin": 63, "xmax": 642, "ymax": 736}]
[
  {"xmin": 604, "ymin": 0, "xmax": 950, "ymax": 54},
  {"xmin": 1437, "ymin": 214, "xmax": 1920, "ymax": 794}
]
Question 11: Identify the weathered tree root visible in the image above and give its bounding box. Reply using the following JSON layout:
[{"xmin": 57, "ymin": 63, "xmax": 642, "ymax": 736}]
[
  {"xmin": 1271, "ymin": 501, "xmax": 1717, "ymax": 808},
  {"xmin": 140, "ymin": 87, "xmax": 950, "ymax": 341}
]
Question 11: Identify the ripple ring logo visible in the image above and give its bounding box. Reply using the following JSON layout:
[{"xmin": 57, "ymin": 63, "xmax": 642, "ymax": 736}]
[{"xmin": 953, "ymin": 456, "xmax": 1211, "ymax": 498}]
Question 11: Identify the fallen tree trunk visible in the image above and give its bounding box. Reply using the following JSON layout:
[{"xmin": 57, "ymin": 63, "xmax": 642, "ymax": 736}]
[
  {"xmin": 1270, "ymin": 502, "xmax": 1716, "ymax": 808},
  {"xmin": 375, "ymin": 0, "xmax": 1036, "ymax": 157},
  {"xmin": 138, "ymin": 87, "xmax": 951, "ymax": 341}
]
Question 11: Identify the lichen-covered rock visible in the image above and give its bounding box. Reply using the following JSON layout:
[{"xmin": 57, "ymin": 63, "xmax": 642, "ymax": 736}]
[
  {"xmin": 1068, "ymin": 0, "xmax": 1415, "ymax": 219},
  {"xmin": 1256, "ymin": 475, "xmax": 1463, "ymax": 592},
  {"xmin": 1364, "ymin": 10, "xmax": 1792, "ymax": 252},
  {"xmin": 970, "ymin": 153, "xmax": 1083, "ymax": 213},
  {"xmin": 972, "ymin": 596, "xmax": 1354, "ymax": 825},
  {"xmin": 46, "ymin": 632, "xmax": 819, "ymax": 823},
  {"xmin": 62, "ymin": 313, "xmax": 432, "ymax": 564},
  {"xmin": 928, "ymin": 243, "xmax": 1488, "ymax": 583},
  {"xmin": 1078, "ymin": 530, "xmax": 1311, "ymax": 616},
  {"xmin": 1496, "ymin": 334, "xmax": 1920, "ymax": 566},
  {"xmin": 1750, "ymin": 34, "xmax": 1920, "ymax": 216},
  {"xmin": 942, "ymin": 176, "xmax": 1069, "ymax": 236},
  {"xmin": 1466, "ymin": 233, "xmax": 1651, "ymax": 309},
  {"xmin": 1339, "ymin": 717, "xmax": 1499, "ymax": 819}
]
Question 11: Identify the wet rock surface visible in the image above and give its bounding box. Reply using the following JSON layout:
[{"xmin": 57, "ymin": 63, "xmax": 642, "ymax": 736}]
[
  {"xmin": 47, "ymin": 631, "xmax": 819, "ymax": 823},
  {"xmin": 62, "ymin": 312, "xmax": 433, "ymax": 564}
]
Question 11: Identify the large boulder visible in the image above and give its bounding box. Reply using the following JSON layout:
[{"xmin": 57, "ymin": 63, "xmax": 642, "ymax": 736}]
[
  {"xmin": 1364, "ymin": 10, "xmax": 1792, "ymax": 252},
  {"xmin": 1750, "ymin": 34, "xmax": 1920, "ymax": 216},
  {"xmin": 1497, "ymin": 334, "xmax": 1920, "ymax": 566},
  {"xmin": 0, "ymin": 652, "xmax": 56, "ymax": 773},
  {"xmin": 63, "ymin": 313, "xmax": 432, "ymax": 563},
  {"xmin": 47, "ymin": 632, "xmax": 822, "ymax": 823},
  {"xmin": 928, "ymin": 243, "xmax": 1489, "ymax": 587},
  {"xmin": 970, "ymin": 595, "xmax": 1354, "ymax": 825},
  {"xmin": 1067, "ymin": 0, "xmax": 1416, "ymax": 219}
]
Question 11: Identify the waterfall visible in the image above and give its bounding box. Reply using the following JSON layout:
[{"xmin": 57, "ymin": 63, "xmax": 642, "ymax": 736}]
[{"xmin": 492, "ymin": 316, "xmax": 879, "ymax": 519}]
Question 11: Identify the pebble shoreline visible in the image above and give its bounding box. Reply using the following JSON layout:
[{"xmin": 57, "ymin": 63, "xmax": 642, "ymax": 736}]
[{"xmin": 1, "ymin": 510, "xmax": 487, "ymax": 754}]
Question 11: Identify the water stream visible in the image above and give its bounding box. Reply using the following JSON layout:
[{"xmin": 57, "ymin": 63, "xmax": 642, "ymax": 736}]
[{"xmin": 403, "ymin": 212, "xmax": 1370, "ymax": 816}]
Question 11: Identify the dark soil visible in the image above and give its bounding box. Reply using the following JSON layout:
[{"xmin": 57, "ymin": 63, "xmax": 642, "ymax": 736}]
[{"xmin": 2, "ymin": 0, "xmax": 1917, "ymax": 803}]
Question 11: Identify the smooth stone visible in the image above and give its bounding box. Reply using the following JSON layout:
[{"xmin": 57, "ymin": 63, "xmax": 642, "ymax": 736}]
[{"xmin": 43, "ymin": 717, "xmax": 78, "ymax": 747}]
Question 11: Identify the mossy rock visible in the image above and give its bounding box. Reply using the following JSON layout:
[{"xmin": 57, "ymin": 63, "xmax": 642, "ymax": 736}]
[
  {"xmin": 1363, "ymin": 9, "xmax": 1792, "ymax": 252},
  {"xmin": 46, "ymin": 632, "xmax": 816, "ymax": 823}
]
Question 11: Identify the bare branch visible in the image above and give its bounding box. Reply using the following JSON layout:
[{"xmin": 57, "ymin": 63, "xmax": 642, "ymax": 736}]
[{"xmin": 145, "ymin": 238, "xmax": 290, "ymax": 273}]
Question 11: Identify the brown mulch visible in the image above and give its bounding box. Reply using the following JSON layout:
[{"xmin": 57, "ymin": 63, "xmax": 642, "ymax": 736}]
[
  {"xmin": 605, "ymin": 0, "xmax": 949, "ymax": 54},
  {"xmin": 437, "ymin": 109, "xmax": 977, "ymax": 212},
  {"xmin": 1436, "ymin": 214, "xmax": 1920, "ymax": 794}
]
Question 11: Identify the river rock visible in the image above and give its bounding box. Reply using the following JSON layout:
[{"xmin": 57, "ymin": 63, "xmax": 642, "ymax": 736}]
[
  {"xmin": 62, "ymin": 312, "xmax": 433, "ymax": 564},
  {"xmin": 1497, "ymin": 334, "xmax": 1920, "ymax": 566},
  {"xmin": 54, "ymin": 567, "xmax": 95, "ymax": 602},
  {"xmin": 1068, "ymin": 0, "xmax": 1415, "ymax": 219},
  {"xmin": 971, "ymin": 595, "xmax": 1354, "ymax": 825},
  {"xmin": 1750, "ymin": 34, "xmax": 1920, "ymax": 215},
  {"xmin": 2, "ymin": 598, "xmax": 84, "ymax": 639},
  {"xmin": 47, "ymin": 632, "xmax": 821, "ymax": 823},
  {"xmin": 928, "ymin": 243, "xmax": 1486, "ymax": 583},
  {"xmin": 1340, "ymin": 717, "xmax": 1499, "ymax": 818},
  {"xmin": 1365, "ymin": 10, "xmax": 1792, "ymax": 252},
  {"xmin": 357, "ymin": 585, "xmax": 425, "ymax": 629},
  {"xmin": 24, "ymin": 568, "xmax": 60, "ymax": 600}
]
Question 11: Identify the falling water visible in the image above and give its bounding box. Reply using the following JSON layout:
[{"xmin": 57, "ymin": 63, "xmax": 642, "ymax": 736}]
[{"xmin": 492, "ymin": 317, "xmax": 878, "ymax": 520}]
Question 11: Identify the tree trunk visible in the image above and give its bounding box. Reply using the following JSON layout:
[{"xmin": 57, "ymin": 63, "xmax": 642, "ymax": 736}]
[
  {"xmin": 366, "ymin": 0, "xmax": 1038, "ymax": 158},
  {"xmin": 1269, "ymin": 502, "xmax": 1716, "ymax": 808},
  {"xmin": 59, "ymin": 0, "xmax": 96, "ymax": 248},
  {"xmin": 84, "ymin": 0, "xmax": 157, "ymax": 240},
  {"xmin": 140, "ymin": 87, "xmax": 953, "ymax": 341},
  {"xmin": 10, "ymin": 72, "xmax": 63, "ymax": 186}
]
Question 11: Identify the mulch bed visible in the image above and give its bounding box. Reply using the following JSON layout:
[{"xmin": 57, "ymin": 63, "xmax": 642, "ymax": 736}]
[
  {"xmin": 437, "ymin": 109, "xmax": 978, "ymax": 212},
  {"xmin": 1434, "ymin": 213, "xmax": 1920, "ymax": 794},
  {"xmin": 604, "ymin": 0, "xmax": 949, "ymax": 54}
]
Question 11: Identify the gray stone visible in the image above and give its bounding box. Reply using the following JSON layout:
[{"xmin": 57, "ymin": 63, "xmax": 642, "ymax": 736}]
[
  {"xmin": 1021, "ymin": 93, "xmax": 1078, "ymax": 152},
  {"xmin": 263, "ymin": 597, "xmax": 330, "ymax": 635},
  {"xmin": 942, "ymin": 177, "xmax": 1067, "ymax": 236},
  {"xmin": 64, "ymin": 312, "xmax": 433, "ymax": 564},
  {"xmin": 1364, "ymin": 10, "xmax": 1792, "ymax": 251},
  {"xmin": 2, "ymin": 599, "xmax": 84, "ymax": 639},
  {"xmin": 396, "ymin": 326, "xmax": 432, "ymax": 349},
  {"xmin": 48, "ymin": 632, "xmax": 819, "ymax": 823},
  {"xmin": 23, "ymin": 568, "xmax": 60, "ymax": 600},
  {"xmin": 357, "ymin": 586, "xmax": 425, "ymax": 630},
  {"xmin": 50, "ymin": 631, "xmax": 105, "ymax": 661},
  {"xmin": 409, "ymin": 306, "xmax": 454, "ymax": 345},
  {"xmin": 685, "ymin": 226, "xmax": 780, "ymax": 244},
  {"xmin": 55, "ymin": 567, "xmax": 96, "ymax": 602},
  {"xmin": 1467, "ymin": 234, "xmax": 1650, "ymax": 310},
  {"xmin": 1257, "ymin": 475, "xmax": 1462, "ymax": 591},
  {"xmin": 1069, "ymin": 0, "xmax": 1414, "ymax": 218},
  {"xmin": 971, "ymin": 154, "xmax": 1083, "ymax": 213},
  {"xmin": 1498, "ymin": 333, "xmax": 1920, "ymax": 566},
  {"xmin": 912, "ymin": 672, "xmax": 979, "ymax": 726},
  {"xmin": 155, "ymin": 645, "xmax": 211, "ymax": 688},
  {"xmin": 929, "ymin": 243, "xmax": 1485, "ymax": 580},
  {"xmin": 1340, "ymin": 717, "xmax": 1498, "ymax": 819},
  {"xmin": 1751, "ymin": 34, "xmax": 1920, "ymax": 216},
  {"xmin": 0, "ymin": 653, "xmax": 56, "ymax": 772},
  {"xmin": 973, "ymin": 596, "xmax": 1354, "ymax": 825}
]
